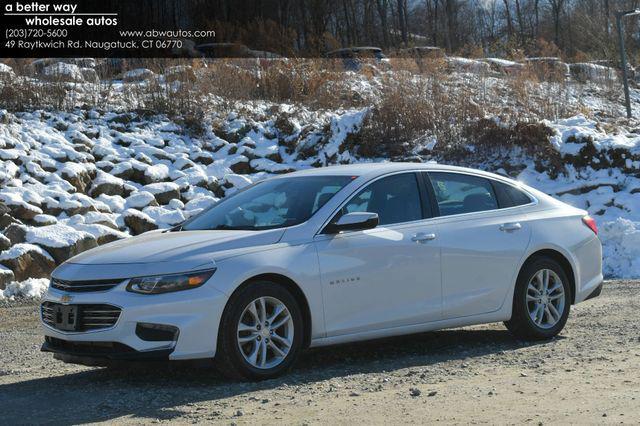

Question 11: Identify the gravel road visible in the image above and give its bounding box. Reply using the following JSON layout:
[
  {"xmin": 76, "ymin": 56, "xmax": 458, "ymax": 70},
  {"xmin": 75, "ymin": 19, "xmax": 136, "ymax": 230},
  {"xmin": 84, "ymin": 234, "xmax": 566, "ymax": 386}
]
[{"xmin": 1, "ymin": 280, "xmax": 639, "ymax": 424}]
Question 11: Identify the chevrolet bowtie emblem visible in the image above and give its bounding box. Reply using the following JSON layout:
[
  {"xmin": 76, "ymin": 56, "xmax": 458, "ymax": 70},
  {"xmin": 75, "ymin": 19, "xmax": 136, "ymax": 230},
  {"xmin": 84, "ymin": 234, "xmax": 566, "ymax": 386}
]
[{"xmin": 60, "ymin": 294, "xmax": 73, "ymax": 304}]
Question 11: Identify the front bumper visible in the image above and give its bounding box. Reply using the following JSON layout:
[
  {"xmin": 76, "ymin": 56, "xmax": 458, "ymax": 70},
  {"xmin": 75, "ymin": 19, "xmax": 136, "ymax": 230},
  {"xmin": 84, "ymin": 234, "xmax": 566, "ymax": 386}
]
[
  {"xmin": 40, "ymin": 279, "xmax": 228, "ymax": 361},
  {"xmin": 42, "ymin": 336, "xmax": 174, "ymax": 366}
]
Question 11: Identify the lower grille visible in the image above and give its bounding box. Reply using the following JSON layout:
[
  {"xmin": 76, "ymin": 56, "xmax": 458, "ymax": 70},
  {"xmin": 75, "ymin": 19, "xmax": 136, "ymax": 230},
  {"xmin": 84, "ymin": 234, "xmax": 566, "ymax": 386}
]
[
  {"xmin": 51, "ymin": 278, "xmax": 124, "ymax": 293},
  {"xmin": 42, "ymin": 302, "xmax": 121, "ymax": 332}
]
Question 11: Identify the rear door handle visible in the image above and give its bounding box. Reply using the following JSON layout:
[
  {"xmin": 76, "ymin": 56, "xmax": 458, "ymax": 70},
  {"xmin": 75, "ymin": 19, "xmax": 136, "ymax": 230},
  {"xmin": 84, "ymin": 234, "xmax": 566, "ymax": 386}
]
[
  {"xmin": 412, "ymin": 232, "xmax": 437, "ymax": 243},
  {"xmin": 500, "ymin": 222, "xmax": 522, "ymax": 232}
]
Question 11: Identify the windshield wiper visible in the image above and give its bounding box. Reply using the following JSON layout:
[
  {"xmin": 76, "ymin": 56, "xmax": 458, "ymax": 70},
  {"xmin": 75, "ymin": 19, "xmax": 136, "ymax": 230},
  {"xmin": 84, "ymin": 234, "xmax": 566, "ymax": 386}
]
[
  {"xmin": 210, "ymin": 224, "xmax": 258, "ymax": 231},
  {"xmin": 165, "ymin": 224, "xmax": 183, "ymax": 233}
]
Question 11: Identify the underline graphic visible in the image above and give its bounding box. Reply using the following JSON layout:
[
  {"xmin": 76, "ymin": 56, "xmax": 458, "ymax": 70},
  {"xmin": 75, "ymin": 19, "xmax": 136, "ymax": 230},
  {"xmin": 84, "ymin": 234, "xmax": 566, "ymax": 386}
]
[{"xmin": 4, "ymin": 13, "xmax": 118, "ymax": 16}]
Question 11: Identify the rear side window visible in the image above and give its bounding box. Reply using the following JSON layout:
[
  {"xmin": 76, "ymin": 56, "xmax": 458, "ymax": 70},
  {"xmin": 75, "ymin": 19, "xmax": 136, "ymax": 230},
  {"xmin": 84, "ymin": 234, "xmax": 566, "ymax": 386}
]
[
  {"xmin": 428, "ymin": 172, "xmax": 498, "ymax": 216},
  {"xmin": 341, "ymin": 173, "xmax": 423, "ymax": 225},
  {"xmin": 492, "ymin": 181, "xmax": 532, "ymax": 208}
]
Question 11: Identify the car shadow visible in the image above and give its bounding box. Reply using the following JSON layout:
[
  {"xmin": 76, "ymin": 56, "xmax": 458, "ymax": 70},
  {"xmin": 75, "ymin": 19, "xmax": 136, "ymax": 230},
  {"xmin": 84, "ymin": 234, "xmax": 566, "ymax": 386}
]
[{"xmin": 1, "ymin": 328, "xmax": 563, "ymax": 424}]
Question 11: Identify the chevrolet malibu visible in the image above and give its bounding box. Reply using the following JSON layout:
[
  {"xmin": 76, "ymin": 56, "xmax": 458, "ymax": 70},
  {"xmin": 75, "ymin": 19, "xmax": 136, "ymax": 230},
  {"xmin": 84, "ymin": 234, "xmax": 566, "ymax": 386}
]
[{"xmin": 41, "ymin": 163, "xmax": 603, "ymax": 380}]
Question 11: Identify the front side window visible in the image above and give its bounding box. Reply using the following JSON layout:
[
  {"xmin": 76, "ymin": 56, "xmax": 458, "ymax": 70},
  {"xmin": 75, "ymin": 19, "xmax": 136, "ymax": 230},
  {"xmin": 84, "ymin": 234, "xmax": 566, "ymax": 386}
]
[
  {"xmin": 428, "ymin": 172, "xmax": 498, "ymax": 216},
  {"xmin": 340, "ymin": 173, "xmax": 423, "ymax": 226},
  {"xmin": 183, "ymin": 176, "xmax": 353, "ymax": 231}
]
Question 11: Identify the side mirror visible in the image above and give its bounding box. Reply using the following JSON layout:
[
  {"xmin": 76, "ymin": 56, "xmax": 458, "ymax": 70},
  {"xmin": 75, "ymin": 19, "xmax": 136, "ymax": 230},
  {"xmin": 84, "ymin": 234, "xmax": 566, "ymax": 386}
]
[{"xmin": 323, "ymin": 212, "xmax": 379, "ymax": 234}]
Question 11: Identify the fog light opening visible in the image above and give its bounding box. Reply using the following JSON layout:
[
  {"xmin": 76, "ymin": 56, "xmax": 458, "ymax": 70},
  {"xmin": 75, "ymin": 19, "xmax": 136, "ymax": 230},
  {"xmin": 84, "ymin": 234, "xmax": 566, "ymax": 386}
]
[{"xmin": 135, "ymin": 323, "xmax": 179, "ymax": 342}]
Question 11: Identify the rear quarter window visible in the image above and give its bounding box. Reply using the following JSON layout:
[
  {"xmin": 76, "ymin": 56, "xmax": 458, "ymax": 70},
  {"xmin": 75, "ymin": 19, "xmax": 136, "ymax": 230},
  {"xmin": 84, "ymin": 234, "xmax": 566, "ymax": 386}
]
[{"xmin": 492, "ymin": 181, "xmax": 533, "ymax": 208}]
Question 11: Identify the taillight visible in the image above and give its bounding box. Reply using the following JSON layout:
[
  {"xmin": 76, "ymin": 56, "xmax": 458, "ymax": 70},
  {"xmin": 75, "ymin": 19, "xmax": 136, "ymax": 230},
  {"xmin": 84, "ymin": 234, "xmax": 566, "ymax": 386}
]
[{"xmin": 582, "ymin": 215, "xmax": 598, "ymax": 235}]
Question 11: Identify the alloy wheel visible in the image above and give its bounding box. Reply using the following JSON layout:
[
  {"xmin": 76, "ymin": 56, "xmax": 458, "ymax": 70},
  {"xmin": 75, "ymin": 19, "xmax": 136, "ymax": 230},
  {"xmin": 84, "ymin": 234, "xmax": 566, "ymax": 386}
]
[
  {"xmin": 526, "ymin": 269, "xmax": 566, "ymax": 329},
  {"xmin": 237, "ymin": 296, "xmax": 294, "ymax": 369}
]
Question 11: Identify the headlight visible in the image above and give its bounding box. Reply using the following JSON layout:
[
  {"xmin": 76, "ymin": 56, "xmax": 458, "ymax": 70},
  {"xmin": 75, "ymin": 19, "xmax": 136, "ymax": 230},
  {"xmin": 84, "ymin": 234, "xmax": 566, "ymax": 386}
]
[{"xmin": 126, "ymin": 269, "xmax": 216, "ymax": 294}]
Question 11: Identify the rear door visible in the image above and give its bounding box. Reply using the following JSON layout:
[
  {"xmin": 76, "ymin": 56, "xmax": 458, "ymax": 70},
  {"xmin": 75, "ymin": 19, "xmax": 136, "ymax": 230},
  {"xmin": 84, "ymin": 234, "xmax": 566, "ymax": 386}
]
[
  {"xmin": 315, "ymin": 172, "xmax": 442, "ymax": 337},
  {"xmin": 424, "ymin": 172, "xmax": 532, "ymax": 319}
]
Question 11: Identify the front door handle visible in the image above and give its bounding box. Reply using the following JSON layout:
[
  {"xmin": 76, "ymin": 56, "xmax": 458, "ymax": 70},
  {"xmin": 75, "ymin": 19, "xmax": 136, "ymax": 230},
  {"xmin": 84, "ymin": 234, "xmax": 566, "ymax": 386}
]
[
  {"xmin": 500, "ymin": 222, "xmax": 522, "ymax": 232},
  {"xmin": 412, "ymin": 232, "xmax": 437, "ymax": 243}
]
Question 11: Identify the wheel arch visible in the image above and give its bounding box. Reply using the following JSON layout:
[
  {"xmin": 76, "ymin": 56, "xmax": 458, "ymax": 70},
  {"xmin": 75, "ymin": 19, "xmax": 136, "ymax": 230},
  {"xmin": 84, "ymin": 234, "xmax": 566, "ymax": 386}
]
[
  {"xmin": 518, "ymin": 249, "xmax": 577, "ymax": 304},
  {"xmin": 224, "ymin": 273, "xmax": 313, "ymax": 349}
]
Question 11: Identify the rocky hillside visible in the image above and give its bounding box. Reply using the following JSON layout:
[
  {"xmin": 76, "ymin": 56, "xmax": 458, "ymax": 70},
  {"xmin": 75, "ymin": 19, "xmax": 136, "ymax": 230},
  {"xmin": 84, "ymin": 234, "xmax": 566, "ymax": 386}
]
[
  {"xmin": 0, "ymin": 104, "xmax": 638, "ymax": 298},
  {"xmin": 1, "ymin": 54, "xmax": 639, "ymax": 297}
]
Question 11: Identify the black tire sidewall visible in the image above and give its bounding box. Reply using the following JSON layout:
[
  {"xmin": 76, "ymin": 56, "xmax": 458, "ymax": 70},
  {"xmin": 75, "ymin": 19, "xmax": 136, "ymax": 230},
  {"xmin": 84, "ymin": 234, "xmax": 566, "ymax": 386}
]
[
  {"xmin": 514, "ymin": 258, "xmax": 571, "ymax": 339},
  {"xmin": 218, "ymin": 281, "xmax": 304, "ymax": 380}
]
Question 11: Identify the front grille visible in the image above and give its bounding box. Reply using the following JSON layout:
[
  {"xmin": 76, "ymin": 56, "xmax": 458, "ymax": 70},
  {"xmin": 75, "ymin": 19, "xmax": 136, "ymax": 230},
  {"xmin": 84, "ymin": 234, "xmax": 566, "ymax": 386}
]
[
  {"xmin": 42, "ymin": 302, "xmax": 121, "ymax": 332},
  {"xmin": 51, "ymin": 278, "xmax": 124, "ymax": 293}
]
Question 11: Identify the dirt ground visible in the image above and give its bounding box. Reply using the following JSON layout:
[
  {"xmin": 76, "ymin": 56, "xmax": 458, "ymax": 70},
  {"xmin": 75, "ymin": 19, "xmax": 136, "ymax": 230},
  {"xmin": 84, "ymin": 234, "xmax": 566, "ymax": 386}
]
[{"xmin": 1, "ymin": 280, "xmax": 638, "ymax": 425}]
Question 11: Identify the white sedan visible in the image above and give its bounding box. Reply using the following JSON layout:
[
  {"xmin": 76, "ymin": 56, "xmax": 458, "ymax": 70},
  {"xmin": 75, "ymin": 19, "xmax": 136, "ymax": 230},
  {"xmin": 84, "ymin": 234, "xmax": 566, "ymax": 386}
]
[{"xmin": 41, "ymin": 163, "xmax": 603, "ymax": 380}]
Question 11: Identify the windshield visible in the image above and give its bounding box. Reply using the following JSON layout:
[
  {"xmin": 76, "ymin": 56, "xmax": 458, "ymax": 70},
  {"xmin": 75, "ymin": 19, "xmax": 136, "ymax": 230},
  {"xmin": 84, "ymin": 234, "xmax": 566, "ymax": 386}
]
[{"xmin": 182, "ymin": 176, "xmax": 354, "ymax": 231}]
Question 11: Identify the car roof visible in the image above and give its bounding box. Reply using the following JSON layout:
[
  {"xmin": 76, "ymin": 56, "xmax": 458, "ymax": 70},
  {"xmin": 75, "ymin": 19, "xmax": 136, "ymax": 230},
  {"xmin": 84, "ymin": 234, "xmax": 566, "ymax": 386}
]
[{"xmin": 280, "ymin": 162, "xmax": 511, "ymax": 182}]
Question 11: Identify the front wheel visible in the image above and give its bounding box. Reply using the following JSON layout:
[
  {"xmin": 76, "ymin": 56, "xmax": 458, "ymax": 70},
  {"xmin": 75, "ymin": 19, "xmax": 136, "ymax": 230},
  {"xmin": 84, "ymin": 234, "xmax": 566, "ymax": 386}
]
[
  {"xmin": 215, "ymin": 281, "xmax": 304, "ymax": 380},
  {"xmin": 505, "ymin": 257, "xmax": 571, "ymax": 340}
]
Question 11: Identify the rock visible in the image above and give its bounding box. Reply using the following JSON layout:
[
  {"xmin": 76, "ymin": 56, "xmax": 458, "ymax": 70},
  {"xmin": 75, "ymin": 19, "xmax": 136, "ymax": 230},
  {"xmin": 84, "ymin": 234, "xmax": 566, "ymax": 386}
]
[
  {"xmin": 0, "ymin": 63, "xmax": 15, "ymax": 81},
  {"xmin": 144, "ymin": 164, "xmax": 170, "ymax": 184},
  {"xmin": 0, "ymin": 234, "xmax": 10, "ymax": 251},
  {"xmin": 75, "ymin": 223, "xmax": 128, "ymax": 245},
  {"xmin": 33, "ymin": 214, "xmax": 58, "ymax": 226},
  {"xmin": 7, "ymin": 202, "xmax": 43, "ymax": 221},
  {"xmin": 229, "ymin": 156, "xmax": 255, "ymax": 174},
  {"xmin": 191, "ymin": 152, "xmax": 214, "ymax": 165},
  {"xmin": 0, "ymin": 265, "xmax": 14, "ymax": 289},
  {"xmin": 125, "ymin": 191, "xmax": 159, "ymax": 209},
  {"xmin": 143, "ymin": 183, "xmax": 181, "ymax": 205},
  {"xmin": 122, "ymin": 68, "xmax": 155, "ymax": 82},
  {"xmin": 409, "ymin": 388, "xmax": 421, "ymax": 397},
  {"xmin": 25, "ymin": 224, "xmax": 98, "ymax": 264},
  {"xmin": 60, "ymin": 164, "xmax": 95, "ymax": 193},
  {"xmin": 123, "ymin": 209, "xmax": 158, "ymax": 235},
  {"xmin": 41, "ymin": 62, "xmax": 84, "ymax": 82},
  {"xmin": 0, "ymin": 213, "xmax": 19, "ymax": 231},
  {"xmin": 0, "ymin": 244, "xmax": 56, "ymax": 281},
  {"xmin": 0, "ymin": 202, "xmax": 9, "ymax": 216},
  {"xmin": 427, "ymin": 390, "xmax": 438, "ymax": 397},
  {"xmin": 89, "ymin": 171, "xmax": 125, "ymax": 197},
  {"xmin": 3, "ymin": 224, "xmax": 27, "ymax": 245}
]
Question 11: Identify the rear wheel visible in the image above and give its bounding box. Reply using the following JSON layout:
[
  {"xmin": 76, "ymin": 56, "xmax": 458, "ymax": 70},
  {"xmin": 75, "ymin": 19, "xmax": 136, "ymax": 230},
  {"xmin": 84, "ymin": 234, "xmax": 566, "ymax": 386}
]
[
  {"xmin": 505, "ymin": 257, "xmax": 571, "ymax": 340},
  {"xmin": 215, "ymin": 281, "xmax": 304, "ymax": 380}
]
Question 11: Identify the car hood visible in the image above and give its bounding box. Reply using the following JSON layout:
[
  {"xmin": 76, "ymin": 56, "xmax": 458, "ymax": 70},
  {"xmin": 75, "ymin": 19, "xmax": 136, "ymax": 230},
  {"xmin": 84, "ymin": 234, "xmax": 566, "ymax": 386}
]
[{"xmin": 52, "ymin": 229, "xmax": 286, "ymax": 281}]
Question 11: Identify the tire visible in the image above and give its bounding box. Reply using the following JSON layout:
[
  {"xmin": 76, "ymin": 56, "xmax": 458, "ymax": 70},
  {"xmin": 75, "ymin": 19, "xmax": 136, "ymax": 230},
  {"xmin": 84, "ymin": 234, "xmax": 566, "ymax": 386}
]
[
  {"xmin": 215, "ymin": 281, "xmax": 304, "ymax": 381},
  {"xmin": 504, "ymin": 257, "xmax": 571, "ymax": 340}
]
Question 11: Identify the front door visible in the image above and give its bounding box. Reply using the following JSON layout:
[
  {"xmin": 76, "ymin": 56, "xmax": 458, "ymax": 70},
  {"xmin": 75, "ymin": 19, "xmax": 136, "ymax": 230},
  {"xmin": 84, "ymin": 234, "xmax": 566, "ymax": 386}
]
[{"xmin": 315, "ymin": 172, "xmax": 442, "ymax": 337}]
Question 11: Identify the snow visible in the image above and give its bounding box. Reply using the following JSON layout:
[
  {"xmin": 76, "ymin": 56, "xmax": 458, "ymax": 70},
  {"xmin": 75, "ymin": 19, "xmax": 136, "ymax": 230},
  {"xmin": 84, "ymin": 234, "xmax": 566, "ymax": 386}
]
[
  {"xmin": 26, "ymin": 224, "xmax": 92, "ymax": 248},
  {"xmin": 599, "ymin": 218, "xmax": 640, "ymax": 279},
  {"xmin": 484, "ymin": 58, "xmax": 520, "ymax": 67},
  {"xmin": 33, "ymin": 214, "xmax": 57, "ymax": 225},
  {"xmin": 143, "ymin": 182, "xmax": 179, "ymax": 194},
  {"xmin": 546, "ymin": 115, "xmax": 640, "ymax": 154},
  {"xmin": 0, "ymin": 278, "xmax": 50, "ymax": 300},
  {"xmin": 143, "ymin": 206, "xmax": 185, "ymax": 226},
  {"xmin": 0, "ymin": 63, "xmax": 15, "ymax": 77},
  {"xmin": 59, "ymin": 162, "xmax": 88, "ymax": 177},
  {"xmin": 144, "ymin": 164, "xmax": 170, "ymax": 182},
  {"xmin": 125, "ymin": 191, "xmax": 157, "ymax": 209},
  {"xmin": 224, "ymin": 174, "xmax": 252, "ymax": 189},
  {"xmin": 93, "ymin": 170, "xmax": 124, "ymax": 186},
  {"xmin": 0, "ymin": 244, "xmax": 54, "ymax": 262}
]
